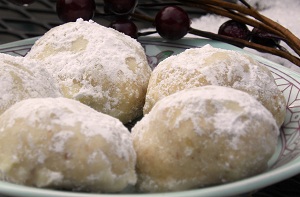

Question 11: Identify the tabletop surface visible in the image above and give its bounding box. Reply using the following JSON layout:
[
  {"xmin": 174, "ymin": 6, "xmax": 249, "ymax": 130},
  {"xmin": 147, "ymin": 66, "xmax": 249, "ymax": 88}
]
[{"xmin": 0, "ymin": 0, "xmax": 300, "ymax": 196}]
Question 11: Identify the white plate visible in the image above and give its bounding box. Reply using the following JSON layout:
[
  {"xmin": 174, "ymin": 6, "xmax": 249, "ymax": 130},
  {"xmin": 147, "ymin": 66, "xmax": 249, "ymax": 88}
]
[{"xmin": 0, "ymin": 37, "xmax": 300, "ymax": 197}]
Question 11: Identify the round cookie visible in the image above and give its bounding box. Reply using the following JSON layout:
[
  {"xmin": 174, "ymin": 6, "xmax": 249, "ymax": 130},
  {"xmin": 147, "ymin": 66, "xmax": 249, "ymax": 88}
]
[
  {"xmin": 143, "ymin": 45, "xmax": 286, "ymax": 127},
  {"xmin": 26, "ymin": 19, "xmax": 151, "ymax": 124},
  {"xmin": 0, "ymin": 97, "xmax": 136, "ymax": 193},
  {"xmin": 0, "ymin": 53, "xmax": 61, "ymax": 115},
  {"xmin": 132, "ymin": 85, "xmax": 279, "ymax": 192}
]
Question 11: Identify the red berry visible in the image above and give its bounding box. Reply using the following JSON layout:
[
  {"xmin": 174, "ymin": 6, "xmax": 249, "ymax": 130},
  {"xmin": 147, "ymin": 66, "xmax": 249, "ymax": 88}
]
[
  {"xmin": 155, "ymin": 6, "xmax": 190, "ymax": 40},
  {"xmin": 56, "ymin": 0, "xmax": 96, "ymax": 23},
  {"xmin": 250, "ymin": 28, "xmax": 280, "ymax": 48},
  {"xmin": 109, "ymin": 19, "xmax": 138, "ymax": 39},
  {"xmin": 218, "ymin": 20, "xmax": 250, "ymax": 41}
]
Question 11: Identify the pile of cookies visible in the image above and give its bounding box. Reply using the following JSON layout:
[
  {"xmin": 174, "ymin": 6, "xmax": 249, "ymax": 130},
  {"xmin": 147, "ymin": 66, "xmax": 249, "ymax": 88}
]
[
  {"xmin": 0, "ymin": 19, "xmax": 285, "ymax": 193},
  {"xmin": 134, "ymin": 45, "xmax": 285, "ymax": 192}
]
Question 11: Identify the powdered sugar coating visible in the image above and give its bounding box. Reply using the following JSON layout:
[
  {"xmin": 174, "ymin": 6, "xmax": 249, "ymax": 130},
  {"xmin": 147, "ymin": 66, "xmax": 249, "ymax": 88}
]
[
  {"xmin": 26, "ymin": 19, "xmax": 151, "ymax": 123},
  {"xmin": 144, "ymin": 45, "xmax": 286, "ymax": 127},
  {"xmin": 0, "ymin": 53, "xmax": 61, "ymax": 115},
  {"xmin": 0, "ymin": 97, "xmax": 137, "ymax": 193},
  {"xmin": 133, "ymin": 85, "xmax": 279, "ymax": 192}
]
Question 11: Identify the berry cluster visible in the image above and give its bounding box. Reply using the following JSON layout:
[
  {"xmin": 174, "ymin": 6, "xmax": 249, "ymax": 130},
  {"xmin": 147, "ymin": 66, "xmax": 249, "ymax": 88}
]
[
  {"xmin": 218, "ymin": 20, "xmax": 280, "ymax": 48},
  {"xmin": 53, "ymin": 0, "xmax": 283, "ymax": 48},
  {"xmin": 6, "ymin": 0, "xmax": 300, "ymax": 67},
  {"xmin": 56, "ymin": 0, "xmax": 191, "ymax": 40},
  {"xmin": 5, "ymin": 0, "xmax": 282, "ymax": 45}
]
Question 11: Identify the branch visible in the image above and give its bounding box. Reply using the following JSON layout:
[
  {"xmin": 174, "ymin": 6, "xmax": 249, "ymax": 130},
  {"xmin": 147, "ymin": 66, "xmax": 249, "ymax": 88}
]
[
  {"xmin": 189, "ymin": 28, "xmax": 300, "ymax": 66},
  {"xmin": 177, "ymin": 0, "xmax": 300, "ymax": 59},
  {"xmin": 131, "ymin": 0, "xmax": 300, "ymax": 67}
]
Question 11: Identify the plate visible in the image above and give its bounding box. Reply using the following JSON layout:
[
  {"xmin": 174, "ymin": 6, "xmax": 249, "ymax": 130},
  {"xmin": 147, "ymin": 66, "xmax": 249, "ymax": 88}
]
[{"xmin": 1, "ymin": 37, "xmax": 300, "ymax": 197}]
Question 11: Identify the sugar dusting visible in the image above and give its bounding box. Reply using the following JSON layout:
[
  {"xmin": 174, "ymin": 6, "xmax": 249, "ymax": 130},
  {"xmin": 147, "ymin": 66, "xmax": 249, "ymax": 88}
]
[
  {"xmin": 0, "ymin": 97, "xmax": 134, "ymax": 161},
  {"xmin": 25, "ymin": 19, "xmax": 151, "ymax": 121},
  {"xmin": 145, "ymin": 45, "xmax": 286, "ymax": 126},
  {"xmin": 151, "ymin": 45, "xmax": 278, "ymax": 95},
  {"xmin": 133, "ymin": 85, "xmax": 279, "ymax": 192},
  {"xmin": 0, "ymin": 53, "xmax": 61, "ymax": 114},
  {"xmin": 139, "ymin": 86, "xmax": 279, "ymax": 143},
  {"xmin": 0, "ymin": 97, "xmax": 137, "ymax": 191},
  {"xmin": 49, "ymin": 131, "xmax": 74, "ymax": 153}
]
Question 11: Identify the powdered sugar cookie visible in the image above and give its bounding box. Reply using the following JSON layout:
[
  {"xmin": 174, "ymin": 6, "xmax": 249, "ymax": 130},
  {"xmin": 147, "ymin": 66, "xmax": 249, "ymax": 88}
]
[
  {"xmin": 144, "ymin": 45, "xmax": 286, "ymax": 127},
  {"xmin": 132, "ymin": 86, "xmax": 279, "ymax": 192},
  {"xmin": 0, "ymin": 97, "xmax": 136, "ymax": 193},
  {"xmin": 26, "ymin": 19, "xmax": 151, "ymax": 124},
  {"xmin": 0, "ymin": 53, "xmax": 61, "ymax": 115}
]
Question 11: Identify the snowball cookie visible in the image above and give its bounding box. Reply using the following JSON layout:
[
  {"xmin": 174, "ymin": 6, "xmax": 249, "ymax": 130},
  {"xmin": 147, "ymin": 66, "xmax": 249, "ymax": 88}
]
[
  {"xmin": 132, "ymin": 86, "xmax": 279, "ymax": 192},
  {"xmin": 0, "ymin": 53, "xmax": 61, "ymax": 115},
  {"xmin": 144, "ymin": 45, "xmax": 286, "ymax": 127},
  {"xmin": 0, "ymin": 97, "xmax": 136, "ymax": 193},
  {"xmin": 26, "ymin": 19, "xmax": 151, "ymax": 124}
]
